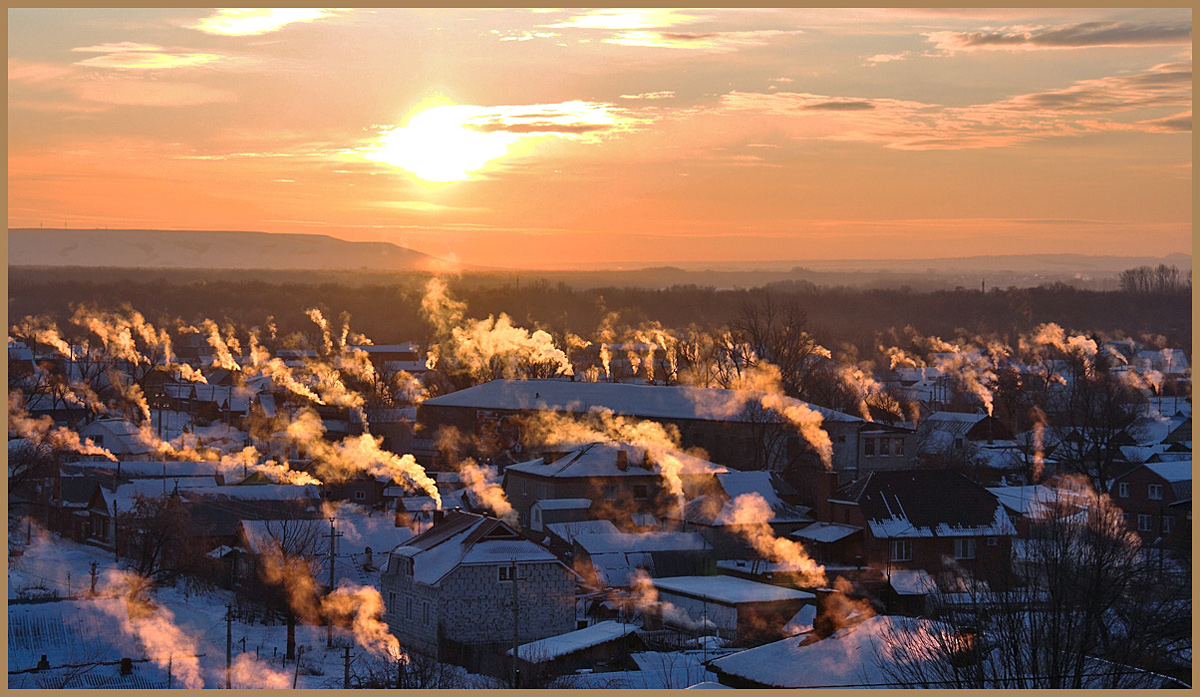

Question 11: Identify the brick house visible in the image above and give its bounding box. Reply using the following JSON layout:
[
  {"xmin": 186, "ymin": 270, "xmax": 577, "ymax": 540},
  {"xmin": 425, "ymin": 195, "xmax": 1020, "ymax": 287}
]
[
  {"xmin": 502, "ymin": 440, "xmax": 725, "ymax": 529},
  {"xmin": 819, "ymin": 470, "xmax": 1015, "ymax": 586},
  {"xmin": 417, "ymin": 379, "xmax": 914, "ymax": 482},
  {"xmin": 1109, "ymin": 460, "xmax": 1191, "ymax": 545},
  {"xmin": 666, "ymin": 470, "xmax": 813, "ymax": 559},
  {"xmin": 380, "ymin": 511, "xmax": 576, "ymax": 675}
]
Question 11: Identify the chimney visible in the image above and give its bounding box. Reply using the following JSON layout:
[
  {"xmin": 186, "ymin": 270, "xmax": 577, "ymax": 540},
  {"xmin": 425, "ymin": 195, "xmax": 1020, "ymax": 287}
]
[
  {"xmin": 815, "ymin": 470, "xmax": 838, "ymax": 522},
  {"xmin": 364, "ymin": 546, "xmax": 373, "ymax": 570},
  {"xmin": 640, "ymin": 451, "xmax": 655, "ymax": 470},
  {"xmin": 616, "ymin": 450, "xmax": 628, "ymax": 471},
  {"xmin": 119, "ymin": 657, "xmax": 133, "ymax": 676},
  {"xmin": 432, "ymin": 510, "xmax": 445, "ymax": 526}
]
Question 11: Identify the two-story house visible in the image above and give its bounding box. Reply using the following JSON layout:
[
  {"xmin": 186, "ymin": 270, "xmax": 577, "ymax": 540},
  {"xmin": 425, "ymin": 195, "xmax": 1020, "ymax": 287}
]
[
  {"xmin": 380, "ymin": 511, "xmax": 576, "ymax": 676},
  {"xmin": 1109, "ymin": 460, "xmax": 1191, "ymax": 546},
  {"xmin": 819, "ymin": 469, "xmax": 1015, "ymax": 587}
]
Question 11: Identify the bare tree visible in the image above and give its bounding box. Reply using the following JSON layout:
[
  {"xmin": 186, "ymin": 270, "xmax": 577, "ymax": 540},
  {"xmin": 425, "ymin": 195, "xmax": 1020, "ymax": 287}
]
[
  {"xmin": 730, "ymin": 290, "xmax": 818, "ymax": 398},
  {"xmin": 244, "ymin": 518, "xmax": 325, "ymax": 661},
  {"xmin": 116, "ymin": 493, "xmax": 213, "ymax": 587}
]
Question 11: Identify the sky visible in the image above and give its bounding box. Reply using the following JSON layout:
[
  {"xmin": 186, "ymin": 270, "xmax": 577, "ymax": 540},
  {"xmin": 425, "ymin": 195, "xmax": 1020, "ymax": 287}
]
[{"xmin": 7, "ymin": 8, "xmax": 1193, "ymax": 269}]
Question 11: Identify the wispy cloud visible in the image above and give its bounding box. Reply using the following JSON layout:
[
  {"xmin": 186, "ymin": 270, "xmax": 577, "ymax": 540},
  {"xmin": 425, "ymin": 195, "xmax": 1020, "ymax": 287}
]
[
  {"xmin": 189, "ymin": 8, "xmax": 349, "ymax": 36},
  {"xmin": 619, "ymin": 91, "xmax": 676, "ymax": 100},
  {"xmin": 864, "ymin": 52, "xmax": 911, "ymax": 65},
  {"xmin": 72, "ymin": 43, "xmax": 224, "ymax": 70},
  {"xmin": 716, "ymin": 61, "xmax": 1192, "ymax": 150},
  {"xmin": 927, "ymin": 21, "xmax": 1192, "ymax": 52},
  {"xmin": 546, "ymin": 9, "xmax": 708, "ymax": 31},
  {"xmin": 604, "ymin": 29, "xmax": 803, "ymax": 53}
]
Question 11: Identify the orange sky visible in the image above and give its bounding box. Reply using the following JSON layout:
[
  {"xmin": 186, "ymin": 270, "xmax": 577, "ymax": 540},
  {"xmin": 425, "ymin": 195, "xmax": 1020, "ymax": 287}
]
[{"xmin": 7, "ymin": 8, "xmax": 1192, "ymax": 269}]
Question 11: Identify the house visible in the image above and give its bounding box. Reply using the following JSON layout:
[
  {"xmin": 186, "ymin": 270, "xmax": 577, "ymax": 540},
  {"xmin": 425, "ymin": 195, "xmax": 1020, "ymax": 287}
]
[
  {"xmin": 571, "ymin": 531, "xmax": 711, "ymax": 589},
  {"xmin": 530, "ymin": 498, "xmax": 594, "ymax": 533},
  {"xmin": 645, "ymin": 575, "xmax": 815, "ymax": 644},
  {"xmin": 1109, "ymin": 460, "xmax": 1191, "ymax": 545},
  {"xmin": 502, "ymin": 441, "xmax": 725, "ymax": 529},
  {"xmin": 76, "ymin": 418, "xmax": 153, "ymax": 461},
  {"xmin": 505, "ymin": 620, "xmax": 647, "ymax": 679},
  {"xmin": 380, "ymin": 511, "xmax": 576, "ymax": 676},
  {"xmin": 819, "ymin": 470, "xmax": 1015, "ymax": 585},
  {"xmin": 667, "ymin": 470, "xmax": 813, "ymax": 559},
  {"xmin": 417, "ymin": 379, "xmax": 911, "ymax": 483},
  {"xmin": 917, "ymin": 412, "xmax": 1015, "ymax": 454}
]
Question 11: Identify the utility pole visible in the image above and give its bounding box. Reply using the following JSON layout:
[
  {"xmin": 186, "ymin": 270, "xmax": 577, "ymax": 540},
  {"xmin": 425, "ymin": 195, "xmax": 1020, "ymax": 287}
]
[
  {"xmin": 510, "ymin": 558, "xmax": 520, "ymax": 689},
  {"xmin": 324, "ymin": 517, "xmax": 342, "ymax": 648},
  {"xmin": 225, "ymin": 604, "xmax": 233, "ymax": 689},
  {"xmin": 292, "ymin": 646, "xmax": 303, "ymax": 688},
  {"xmin": 343, "ymin": 645, "xmax": 352, "ymax": 689}
]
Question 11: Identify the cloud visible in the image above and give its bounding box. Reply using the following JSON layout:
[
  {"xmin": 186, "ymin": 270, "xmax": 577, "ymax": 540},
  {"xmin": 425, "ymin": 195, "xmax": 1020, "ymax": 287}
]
[
  {"xmin": 992, "ymin": 61, "xmax": 1191, "ymax": 114},
  {"xmin": 865, "ymin": 52, "xmax": 911, "ymax": 64},
  {"xmin": 715, "ymin": 62, "xmax": 1192, "ymax": 151},
  {"xmin": 604, "ymin": 29, "xmax": 803, "ymax": 52},
  {"xmin": 619, "ymin": 91, "xmax": 676, "ymax": 100},
  {"xmin": 189, "ymin": 8, "xmax": 349, "ymax": 36},
  {"xmin": 927, "ymin": 20, "xmax": 1192, "ymax": 52},
  {"xmin": 460, "ymin": 101, "xmax": 629, "ymax": 136},
  {"xmin": 71, "ymin": 42, "xmax": 225, "ymax": 71},
  {"xmin": 8, "ymin": 60, "xmax": 75, "ymax": 84},
  {"xmin": 803, "ymin": 100, "xmax": 876, "ymax": 111},
  {"xmin": 546, "ymin": 8, "xmax": 708, "ymax": 31}
]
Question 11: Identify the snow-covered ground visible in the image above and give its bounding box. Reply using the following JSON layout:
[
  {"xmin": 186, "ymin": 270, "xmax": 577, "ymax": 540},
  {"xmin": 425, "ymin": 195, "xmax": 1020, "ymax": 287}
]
[{"xmin": 7, "ymin": 526, "xmax": 461, "ymax": 688}]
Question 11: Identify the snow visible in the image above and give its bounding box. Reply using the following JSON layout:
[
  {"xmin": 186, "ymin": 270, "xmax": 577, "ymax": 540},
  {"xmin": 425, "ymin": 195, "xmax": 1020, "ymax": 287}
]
[
  {"xmin": 574, "ymin": 531, "xmax": 708, "ymax": 555},
  {"xmin": 707, "ymin": 615, "xmax": 937, "ymax": 687},
  {"xmin": 545, "ymin": 519, "xmax": 621, "ymax": 544},
  {"xmin": 7, "ymin": 526, "xmax": 427, "ymax": 688},
  {"xmin": 651, "ymin": 576, "xmax": 814, "ymax": 605},
  {"xmin": 791, "ymin": 522, "xmax": 861, "ymax": 543},
  {"xmin": 866, "ymin": 503, "xmax": 1016, "ymax": 539},
  {"xmin": 534, "ymin": 498, "xmax": 593, "ymax": 511},
  {"xmin": 424, "ymin": 379, "xmax": 866, "ymax": 424},
  {"xmin": 1145, "ymin": 461, "xmax": 1192, "ymax": 482},
  {"xmin": 783, "ymin": 605, "xmax": 818, "ymax": 634},
  {"xmin": 888, "ymin": 569, "xmax": 938, "ymax": 596},
  {"xmin": 506, "ymin": 620, "xmax": 636, "ymax": 661},
  {"xmin": 506, "ymin": 441, "xmax": 724, "ymax": 479}
]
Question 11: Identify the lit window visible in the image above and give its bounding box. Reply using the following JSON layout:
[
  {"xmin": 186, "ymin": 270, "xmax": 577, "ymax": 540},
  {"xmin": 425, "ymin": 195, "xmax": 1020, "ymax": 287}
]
[
  {"xmin": 1137, "ymin": 514, "xmax": 1153, "ymax": 532},
  {"xmin": 954, "ymin": 538, "xmax": 976, "ymax": 560},
  {"xmin": 1118, "ymin": 482, "xmax": 1130, "ymax": 498},
  {"xmin": 890, "ymin": 539, "xmax": 912, "ymax": 562},
  {"xmin": 1148, "ymin": 484, "xmax": 1163, "ymax": 500}
]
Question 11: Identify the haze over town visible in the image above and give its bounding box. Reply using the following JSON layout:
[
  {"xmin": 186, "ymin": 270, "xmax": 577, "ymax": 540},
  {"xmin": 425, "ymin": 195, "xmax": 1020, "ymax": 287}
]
[{"xmin": 6, "ymin": 6, "xmax": 1192, "ymax": 691}]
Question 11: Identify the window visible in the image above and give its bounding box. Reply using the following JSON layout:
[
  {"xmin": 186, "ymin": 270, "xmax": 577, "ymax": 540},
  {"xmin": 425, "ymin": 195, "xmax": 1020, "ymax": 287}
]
[
  {"xmin": 836, "ymin": 435, "xmax": 846, "ymax": 444},
  {"xmin": 893, "ymin": 438, "xmax": 905, "ymax": 457},
  {"xmin": 604, "ymin": 484, "xmax": 618, "ymax": 501},
  {"xmin": 1162, "ymin": 516, "xmax": 1173, "ymax": 534},
  {"xmin": 879, "ymin": 438, "xmax": 891, "ymax": 457},
  {"xmin": 954, "ymin": 538, "xmax": 977, "ymax": 560},
  {"xmin": 538, "ymin": 483, "xmax": 548, "ymax": 499},
  {"xmin": 1148, "ymin": 484, "xmax": 1163, "ymax": 500},
  {"xmin": 354, "ymin": 490, "xmax": 366, "ymax": 501},
  {"xmin": 498, "ymin": 566, "xmax": 515, "ymax": 582},
  {"xmin": 388, "ymin": 592, "xmax": 396, "ymax": 609},
  {"xmin": 522, "ymin": 478, "xmax": 527, "ymax": 495},
  {"xmin": 1118, "ymin": 482, "xmax": 1130, "ymax": 498},
  {"xmin": 865, "ymin": 438, "xmax": 875, "ymax": 457},
  {"xmin": 986, "ymin": 537, "xmax": 998, "ymax": 547},
  {"xmin": 954, "ymin": 438, "xmax": 964, "ymax": 450},
  {"xmin": 406, "ymin": 597, "xmax": 413, "ymax": 619},
  {"xmin": 890, "ymin": 539, "xmax": 912, "ymax": 562},
  {"xmin": 633, "ymin": 484, "xmax": 648, "ymax": 500},
  {"xmin": 1137, "ymin": 514, "xmax": 1153, "ymax": 532}
]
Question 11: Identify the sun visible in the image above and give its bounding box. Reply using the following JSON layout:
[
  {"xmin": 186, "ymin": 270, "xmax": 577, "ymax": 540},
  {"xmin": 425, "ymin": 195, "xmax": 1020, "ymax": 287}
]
[{"xmin": 367, "ymin": 97, "xmax": 520, "ymax": 182}]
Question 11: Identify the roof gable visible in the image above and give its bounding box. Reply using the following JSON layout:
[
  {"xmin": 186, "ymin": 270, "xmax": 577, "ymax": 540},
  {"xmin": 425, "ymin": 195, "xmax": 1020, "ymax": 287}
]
[{"xmin": 854, "ymin": 470, "xmax": 1013, "ymax": 538}]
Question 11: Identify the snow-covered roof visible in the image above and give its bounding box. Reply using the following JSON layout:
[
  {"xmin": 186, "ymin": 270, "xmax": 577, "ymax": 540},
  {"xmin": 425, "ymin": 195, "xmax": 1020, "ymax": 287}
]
[
  {"xmin": 1144, "ymin": 461, "xmax": 1191, "ymax": 483},
  {"xmin": 423, "ymin": 379, "xmax": 865, "ymax": 424},
  {"xmin": 707, "ymin": 615, "xmax": 942, "ymax": 688},
  {"xmin": 574, "ymin": 531, "xmax": 709, "ymax": 555},
  {"xmin": 91, "ymin": 459, "xmax": 224, "ymax": 478},
  {"xmin": 545, "ymin": 519, "xmax": 621, "ymax": 545},
  {"xmin": 985, "ymin": 485, "xmax": 1066, "ymax": 519},
  {"xmin": 506, "ymin": 441, "xmax": 724, "ymax": 480},
  {"xmin": 791, "ymin": 522, "xmax": 862, "ymax": 543},
  {"xmin": 389, "ymin": 511, "xmax": 563, "ymax": 587},
  {"xmin": 505, "ymin": 620, "xmax": 637, "ymax": 661},
  {"xmin": 888, "ymin": 569, "xmax": 938, "ymax": 596},
  {"xmin": 783, "ymin": 604, "xmax": 818, "ymax": 634},
  {"xmin": 651, "ymin": 576, "xmax": 814, "ymax": 605},
  {"xmin": 844, "ymin": 470, "xmax": 1016, "ymax": 539},
  {"xmin": 533, "ymin": 498, "xmax": 593, "ymax": 511}
]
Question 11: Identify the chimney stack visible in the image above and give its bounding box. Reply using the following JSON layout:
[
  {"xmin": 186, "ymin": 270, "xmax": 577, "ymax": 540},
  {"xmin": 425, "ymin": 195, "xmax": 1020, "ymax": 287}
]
[
  {"xmin": 815, "ymin": 470, "xmax": 839, "ymax": 522},
  {"xmin": 616, "ymin": 450, "xmax": 628, "ymax": 471},
  {"xmin": 119, "ymin": 658, "xmax": 133, "ymax": 676},
  {"xmin": 432, "ymin": 509, "xmax": 445, "ymax": 526}
]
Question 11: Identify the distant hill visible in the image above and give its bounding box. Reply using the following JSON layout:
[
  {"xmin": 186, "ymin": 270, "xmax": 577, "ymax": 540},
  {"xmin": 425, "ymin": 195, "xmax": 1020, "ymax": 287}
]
[{"xmin": 7, "ymin": 228, "xmax": 441, "ymax": 271}]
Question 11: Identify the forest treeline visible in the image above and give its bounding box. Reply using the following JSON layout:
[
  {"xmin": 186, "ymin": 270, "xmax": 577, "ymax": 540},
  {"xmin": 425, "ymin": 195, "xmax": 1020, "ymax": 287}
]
[{"xmin": 8, "ymin": 266, "xmax": 1191, "ymax": 360}]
